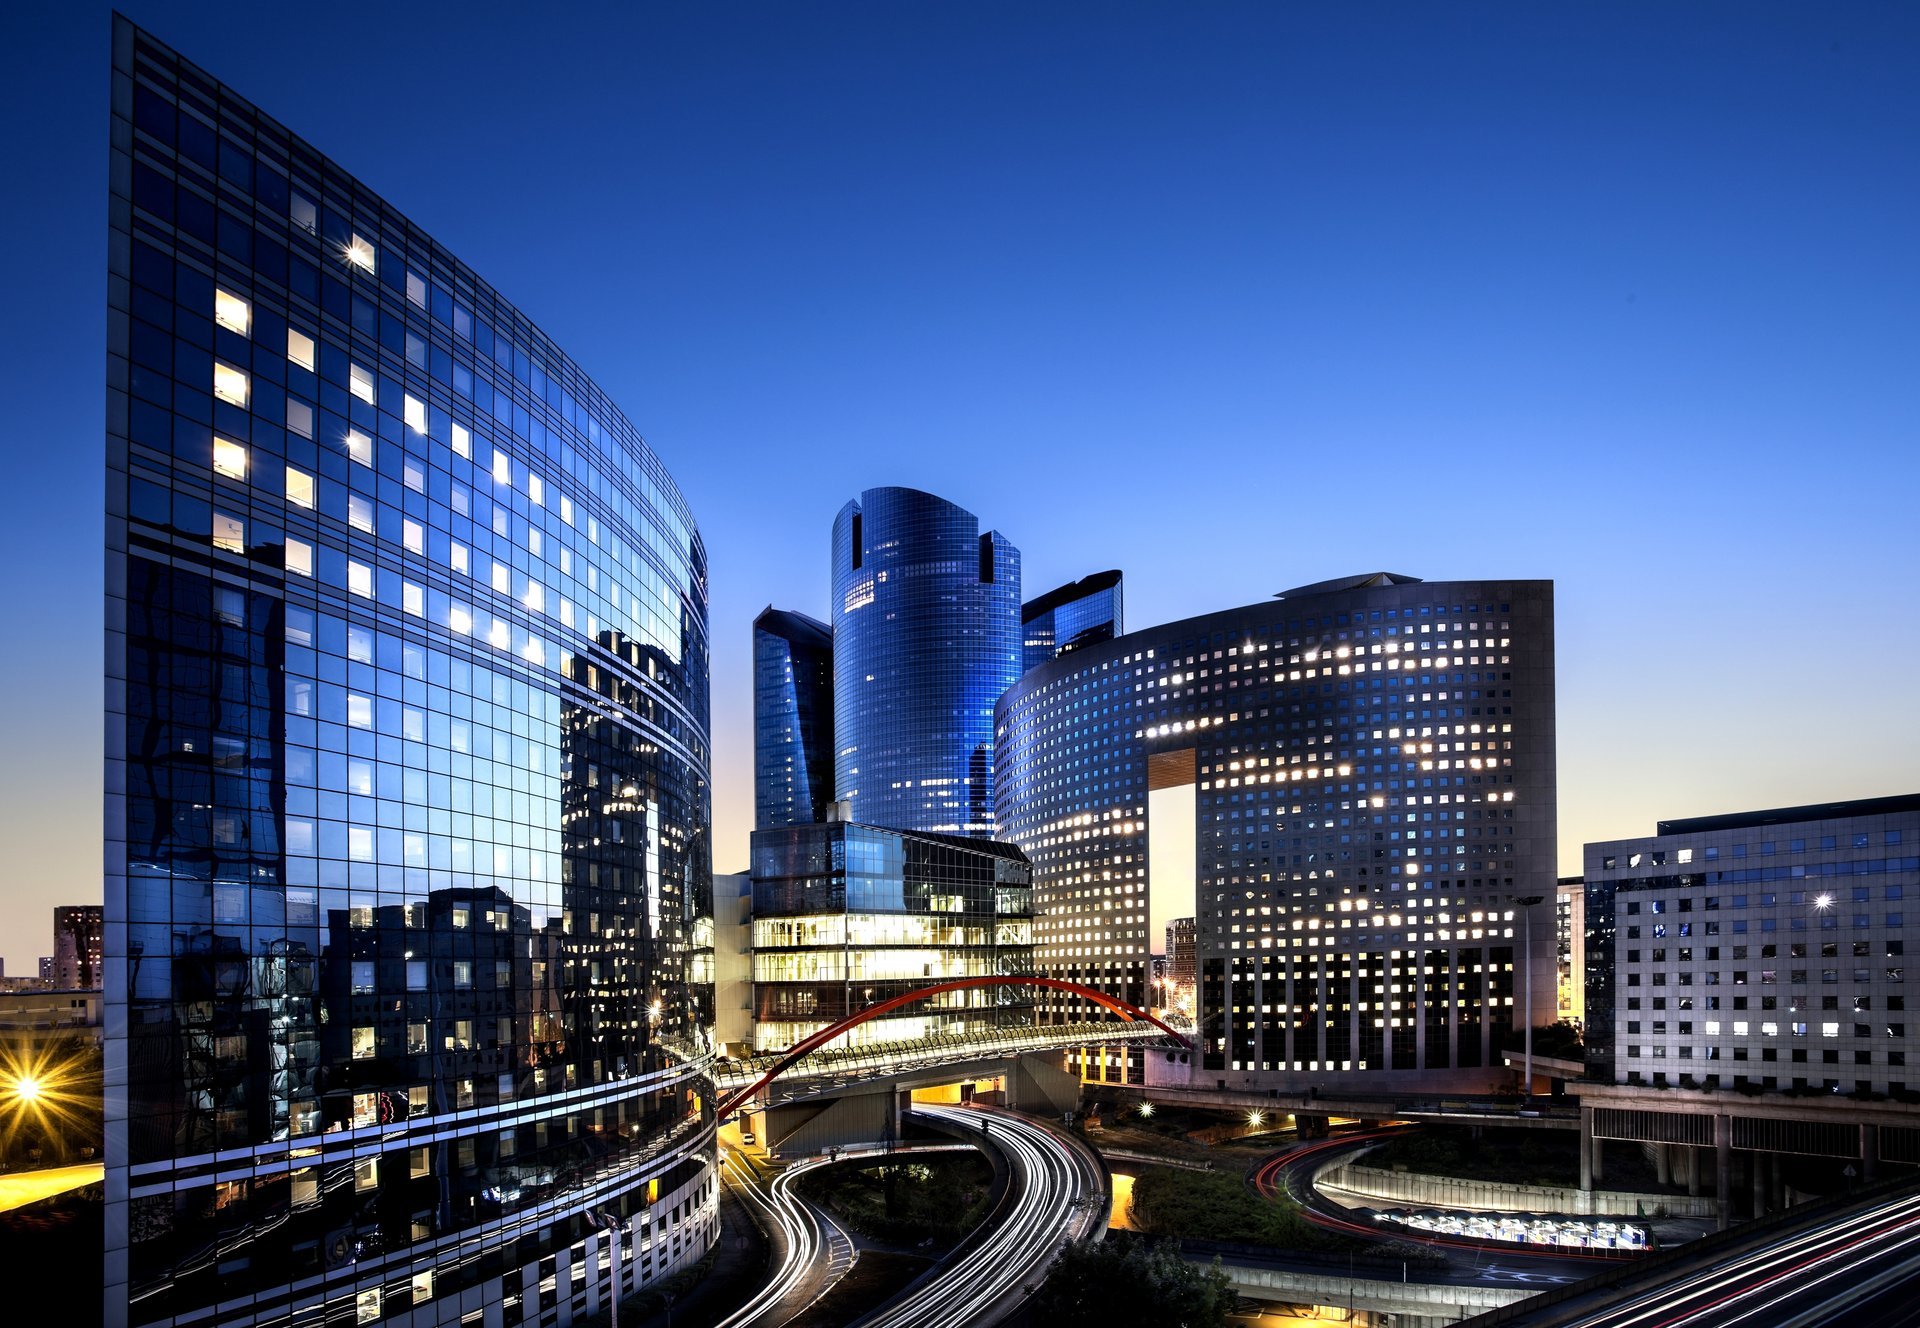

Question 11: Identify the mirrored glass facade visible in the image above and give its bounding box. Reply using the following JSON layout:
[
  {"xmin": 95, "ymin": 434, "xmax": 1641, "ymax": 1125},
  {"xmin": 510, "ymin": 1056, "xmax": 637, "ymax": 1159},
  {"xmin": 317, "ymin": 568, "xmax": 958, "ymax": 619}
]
[
  {"xmin": 1022, "ymin": 569, "xmax": 1123, "ymax": 674},
  {"xmin": 749, "ymin": 823, "xmax": 1035, "ymax": 1052},
  {"xmin": 752, "ymin": 607, "xmax": 834, "ymax": 829},
  {"xmin": 996, "ymin": 575, "xmax": 1557, "ymax": 1092},
  {"xmin": 105, "ymin": 19, "xmax": 714, "ymax": 1327},
  {"xmin": 831, "ymin": 487, "xmax": 1021, "ymax": 835}
]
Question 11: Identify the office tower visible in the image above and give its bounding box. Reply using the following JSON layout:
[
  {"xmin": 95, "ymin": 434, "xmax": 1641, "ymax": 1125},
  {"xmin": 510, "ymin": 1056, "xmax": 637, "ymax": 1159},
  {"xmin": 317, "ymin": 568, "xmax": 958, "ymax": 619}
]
[
  {"xmin": 103, "ymin": 19, "xmax": 713, "ymax": 1327},
  {"xmin": 53, "ymin": 905, "xmax": 105, "ymax": 990},
  {"xmin": 1022, "ymin": 569, "xmax": 1124, "ymax": 673},
  {"xmin": 753, "ymin": 606, "xmax": 835, "ymax": 828},
  {"xmin": 997, "ymin": 573, "xmax": 1556, "ymax": 1089},
  {"xmin": 748, "ymin": 822, "xmax": 1035, "ymax": 1052},
  {"xmin": 1583, "ymin": 794, "xmax": 1920, "ymax": 1091},
  {"xmin": 831, "ymin": 487, "xmax": 1021, "ymax": 835},
  {"xmin": 1165, "ymin": 917, "xmax": 1197, "ymax": 1014},
  {"xmin": 1556, "ymin": 876, "xmax": 1585, "ymax": 1026}
]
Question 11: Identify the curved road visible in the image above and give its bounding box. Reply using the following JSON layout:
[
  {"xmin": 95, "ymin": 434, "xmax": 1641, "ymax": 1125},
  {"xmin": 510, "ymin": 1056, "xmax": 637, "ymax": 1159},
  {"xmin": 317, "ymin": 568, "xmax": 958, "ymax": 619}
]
[
  {"xmin": 714, "ymin": 1147, "xmax": 859, "ymax": 1328},
  {"xmin": 854, "ymin": 1105, "xmax": 1106, "ymax": 1328},
  {"xmin": 1251, "ymin": 1128, "xmax": 1628, "ymax": 1289},
  {"xmin": 1547, "ymin": 1190, "xmax": 1920, "ymax": 1328}
]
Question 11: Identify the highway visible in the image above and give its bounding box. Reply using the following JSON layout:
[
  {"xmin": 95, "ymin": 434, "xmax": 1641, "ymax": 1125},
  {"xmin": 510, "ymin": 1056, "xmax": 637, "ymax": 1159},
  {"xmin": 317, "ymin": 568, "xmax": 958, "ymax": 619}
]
[
  {"xmin": 1531, "ymin": 1190, "xmax": 1920, "ymax": 1328},
  {"xmin": 713, "ymin": 1147, "xmax": 859, "ymax": 1328},
  {"xmin": 854, "ymin": 1105, "xmax": 1106, "ymax": 1328}
]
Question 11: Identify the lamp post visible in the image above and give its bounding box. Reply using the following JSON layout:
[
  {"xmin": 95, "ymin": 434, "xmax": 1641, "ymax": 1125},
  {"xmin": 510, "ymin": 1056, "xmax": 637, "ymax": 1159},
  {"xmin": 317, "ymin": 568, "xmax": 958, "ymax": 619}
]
[
  {"xmin": 1515, "ymin": 895, "xmax": 1546, "ymax": 1100},
  {"xmin": 590, "ymin": 1210, "xmax": 623, "ymax": 1328}
]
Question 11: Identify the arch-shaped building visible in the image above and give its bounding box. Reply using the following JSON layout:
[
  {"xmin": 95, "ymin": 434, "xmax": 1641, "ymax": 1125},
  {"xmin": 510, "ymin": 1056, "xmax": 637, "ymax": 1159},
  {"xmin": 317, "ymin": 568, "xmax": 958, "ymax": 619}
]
[
  {"xmin": 995, "ymin": 575, "xmax": 1557, "ymax": 1092},
  {"xmin": 104, "ymin": 18, "xmax": 713, "ymax": 1326}
]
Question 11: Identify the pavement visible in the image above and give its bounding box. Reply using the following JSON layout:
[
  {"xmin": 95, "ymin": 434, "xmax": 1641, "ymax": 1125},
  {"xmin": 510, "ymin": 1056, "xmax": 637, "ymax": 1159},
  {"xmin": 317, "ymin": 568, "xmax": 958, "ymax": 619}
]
[{"xmin": 0, "ymin": 1162, "xmax": 103, "ymax": 1213}]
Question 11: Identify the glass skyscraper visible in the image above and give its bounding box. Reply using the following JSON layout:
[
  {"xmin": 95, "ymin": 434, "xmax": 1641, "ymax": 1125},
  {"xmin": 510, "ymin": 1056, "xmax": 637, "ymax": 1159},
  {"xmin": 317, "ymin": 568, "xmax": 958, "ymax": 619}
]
[
  {"xmin": 748, "ymin": 822, "xmax": 1036, "ymax": 1052},
  {"xmin": 1022, "ymin": 569, "xmax": 1123, "ymax": 674},
  {"xmin": 104, "ymin": 19, "xmax": 714, "ymax": 1328},
  {"xmin": 752, "ymin": 606, "xmax": 835, "ymax": 828},
  {"xmin": 996, "ymin": 574, "xmax": 1557, "ymax": 1091},
  {"xmin": 831, "ymin": 487, "xmax": 1021, "ymax": 836}
]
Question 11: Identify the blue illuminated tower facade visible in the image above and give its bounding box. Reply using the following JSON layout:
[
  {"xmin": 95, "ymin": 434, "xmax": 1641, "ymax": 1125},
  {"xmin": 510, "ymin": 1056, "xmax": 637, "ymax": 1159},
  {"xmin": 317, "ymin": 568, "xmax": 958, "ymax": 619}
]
[
  {"xmin": 831, "ymin": 487, "xmax": 1021, "ymax": 835},
  {"xmin": 104, "ymin": 18, "xmax": 714, "ymax": 1327},
  {"xmin": 753, "ymin": 606, "xmax": 835, "ymax": 827},
  {"xmin": 1022, "ymin": 569, "xmax": 1124, "ymax": 673}
]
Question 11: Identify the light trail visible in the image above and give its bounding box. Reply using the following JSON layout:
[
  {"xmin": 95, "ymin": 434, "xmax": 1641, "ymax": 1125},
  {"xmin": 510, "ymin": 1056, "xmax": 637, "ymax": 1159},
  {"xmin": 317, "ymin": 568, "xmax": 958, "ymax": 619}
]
[
  {"xmin": 712, "ymin": 1148, "xmax": 856, "ymax": 1328},
  {"xmin": 1564, "ymin": 1192, "xmax": 1920, "ymax": 1328},
  {"xmin": 856, "ymin": 1106, "xmax": 1105, "ymax": 1328}
]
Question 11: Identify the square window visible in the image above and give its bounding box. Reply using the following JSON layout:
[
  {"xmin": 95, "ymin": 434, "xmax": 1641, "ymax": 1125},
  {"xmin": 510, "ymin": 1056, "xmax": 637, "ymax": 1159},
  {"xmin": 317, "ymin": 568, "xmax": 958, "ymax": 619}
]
[
  {"xmin": 213, "ymin": 361, "xmax": 249, "ymax": 407},
  {"xmin": 452, "ymin": 421, "xmax": 471, "ymax": 458},
  {"xmin": 288, "ymin": 399, "xmax": 314, "ymax": 439},
  {"xmin": 404, "ymin": 393, "xmax": 427, "ymax": 433},
  {"xmin": 285, "ymin": 538, "xmax": 313, "ymax": 577},
  {"xmin": 346, "ymin": 694, "xmax": 373, "ymax": 728},
  {"xmin": 348, "ymin": 494, "xmax": 374, "ymax": 532},
  {"xmin": 348, "ymin": 362, "xmax": 375, "ymax": 404},
  {"xmin": 213, "ymin": 436, "xmax": 247, "ymax": 480},
  {"xmin": 214, "ymin": 288, "xmax": 251, "ymax": 336},
  {"xmin": 491, "ymin": 561, "xmax": 510, "ymax": 593},
  {"xmin": 286, "ymin": 467, "xmax": 315, "ymax": 509},
  {"xmin": 529, "ymin": 474, "xmax": 544, "ymax": 506},
  {"xmin": 560, "ymin": 495, "xmax": 574, "ymax": 526},
  {"xmin": 404, "ymin": 459, "xmax": 425, "ymax": 493},
  {"xmin": 212, "ymin": 511, "xmax": 245, "ymax": 553},
  {"xmin": 406, "ymin": 269, "xmax": 427, "ymax": 308},
  {"xmin": 348, "ymin": 826, "xmax": 373, "ymax": 860},
  {"xmin": 291, "ymin": 191, "xmax": 317, "ymax": 234},
  {"xmin": 287, "ymin": 327, "xmax": 316, "ymax": 371},
  {"xmin": 345, "ymin": 429, "xmax": 372, "ymax": 466},
  {"xmin": 403, "ymin": 582, "xmax": 424, "ymax": 616},
  {"xmin": 492, "ymin": 448, "xmax": 511, "ymax": 485},
  {"xmin": 450, "ymin": 605, "xmax": 472, "ymax": 635},
  {"xmin": 347, "ymin": 560, "xmax": 373, "ymax": 598},
  {"xmin": 345, "ymin": 233, "xmax": 376, "ymax": 273},
  {"xmin": 351, "ymin": 1027, "xmax": 375, "ymax": 1060},
  {"xmin": 403, "ymin": 519, "xmax": 424, "ymax": 554},
  {"xmin": 451, "ymin": 542, "xmax": 469, "ymax": 575}
]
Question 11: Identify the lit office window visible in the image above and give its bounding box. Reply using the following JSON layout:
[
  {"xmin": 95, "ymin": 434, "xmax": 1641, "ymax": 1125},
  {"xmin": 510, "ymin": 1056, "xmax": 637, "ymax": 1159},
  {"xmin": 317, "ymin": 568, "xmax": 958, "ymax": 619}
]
[
  {"xmin": 345, "ymin": 233, "xmax": 376, "ymax": 273},
  {"xmin": 348, "ymin": 363, "xmax": 375, "ymax": 404},
  {"xmin": 347, "ymin": 560, "xmax": 372, "ymax": 598},
  {"xmin": 212, "ymin": 361, "xmax": 249, "ymax": 407},
  {"xmin": 492, "ymin": 448, "xmax": 511, "ymax": 485},
  {"xmin": 345, "ymin": 429, "xmax": 372, "ymax": 466},
  {"xmin": 214, "ymin": 288, "xmax": 250, "ymax": 336},
  {"xmin": 287, "ymin": 327, "xmax": 316, "ymax": 371},
  {"xmin": 285, "ymin": 467, "xmax": 315, "ymax": 509},
  {"xmin": 212, "ymin": 437, "xmax": 247, "ymax": 480},
  {"xmin": 404, "ymin": 393, "xmax": 428, "ymax": 433},
  {"xmin": 285, "ymin": 538, "xmax": 313, "ymax": 577},
  {"xmin": 403, "ymin": 519, "xmax": 424, "ymax": 554},
  {"xmin": 348, "ymin": 494, "xmax": 374, "ymax": 533},
  {"xmin": 452, "ymin": 421, "xmax": 471, "ymax": 458}
]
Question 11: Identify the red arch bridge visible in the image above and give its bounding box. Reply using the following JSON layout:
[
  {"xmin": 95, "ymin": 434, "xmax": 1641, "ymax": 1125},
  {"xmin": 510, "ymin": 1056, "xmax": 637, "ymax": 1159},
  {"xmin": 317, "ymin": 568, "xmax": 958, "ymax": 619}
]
[{"xmin": 713, "ymin": 975, "xmax": 1191, "ymax": 1120}]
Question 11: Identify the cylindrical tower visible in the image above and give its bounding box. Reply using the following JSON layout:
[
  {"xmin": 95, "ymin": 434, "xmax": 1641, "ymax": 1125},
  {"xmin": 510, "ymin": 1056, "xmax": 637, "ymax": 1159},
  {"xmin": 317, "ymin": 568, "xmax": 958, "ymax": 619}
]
[{"xmin": 831, "ymin": 486, "xmax": 1021, "ymax": 835}]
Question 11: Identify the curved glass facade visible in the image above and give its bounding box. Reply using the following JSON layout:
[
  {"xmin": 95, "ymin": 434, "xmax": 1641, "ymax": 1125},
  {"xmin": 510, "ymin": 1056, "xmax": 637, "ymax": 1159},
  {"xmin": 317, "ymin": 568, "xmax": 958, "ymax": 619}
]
[
  {"xmin": 1022, "ymin": 569, "xmax": 1124, "ymax": 674},
  {"xmin": 104, "ymin": 19, "xmax": 713, "ymax": 1327},
  {"xmin": 831, "ymin": 487, "xmax": 1021, "ymax": 836},
  {"xmin": 752, "ymin": 607, "xmax": 835, "ymax": 828},
  {"xmin": 996, "ymin": 576, "xmax": 1557, "ymax": 1092}
]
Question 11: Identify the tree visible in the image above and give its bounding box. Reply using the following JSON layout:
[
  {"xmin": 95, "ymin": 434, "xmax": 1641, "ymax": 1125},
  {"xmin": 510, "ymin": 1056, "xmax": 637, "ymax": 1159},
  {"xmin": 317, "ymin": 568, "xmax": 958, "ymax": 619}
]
[{"xmin": 1032, "ymin": 1237, "xmax": 1235, "ymax": 1328}]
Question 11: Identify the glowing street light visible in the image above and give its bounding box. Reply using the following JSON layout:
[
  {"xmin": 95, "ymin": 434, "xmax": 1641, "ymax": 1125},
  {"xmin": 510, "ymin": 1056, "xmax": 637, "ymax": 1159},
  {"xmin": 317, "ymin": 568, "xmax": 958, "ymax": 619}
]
[
  {"xmin": 1247, "ymin": 1110, "xmax": 1265, "ymax": 1129},
  {"xmin": 1137, "ymin": 1101, "xmax": 1155, "ymax": 1118},
  {"xmin": 11, "ymin": 1076, "xmax": 41, "ymax": 1104}
]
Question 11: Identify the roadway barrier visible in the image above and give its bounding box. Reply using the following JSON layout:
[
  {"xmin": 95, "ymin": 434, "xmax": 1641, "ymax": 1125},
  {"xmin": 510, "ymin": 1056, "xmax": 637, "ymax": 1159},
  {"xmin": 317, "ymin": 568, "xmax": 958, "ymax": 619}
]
[
  {"xmin": 1318, "ymin": 1161, "xmax": 1719, "ymax": 1219},
  {"xmin": 1452, "ymin": 1173, "xmax": 1920, "ymax": 1326}
]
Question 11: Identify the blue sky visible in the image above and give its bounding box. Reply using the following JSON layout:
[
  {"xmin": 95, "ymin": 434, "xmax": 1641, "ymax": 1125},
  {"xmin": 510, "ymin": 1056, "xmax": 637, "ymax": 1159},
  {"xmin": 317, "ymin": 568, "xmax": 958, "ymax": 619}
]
[{"xmin": 1, "ymin": 2, "xmax": 1916, "ymax": 973}]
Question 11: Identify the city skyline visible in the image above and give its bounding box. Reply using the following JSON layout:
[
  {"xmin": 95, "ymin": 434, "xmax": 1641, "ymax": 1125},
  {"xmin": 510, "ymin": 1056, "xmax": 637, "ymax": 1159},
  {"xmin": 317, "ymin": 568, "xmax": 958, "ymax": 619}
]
[{"xmin": 5, "ymin": 2, "xmax": 1920, "ymax": 973}]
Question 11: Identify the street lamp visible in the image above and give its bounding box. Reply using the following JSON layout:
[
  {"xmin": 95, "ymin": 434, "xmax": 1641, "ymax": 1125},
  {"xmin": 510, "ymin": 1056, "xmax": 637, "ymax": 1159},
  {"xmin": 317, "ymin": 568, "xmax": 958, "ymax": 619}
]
[{"xmin": 1514, "ymin": 895, "xmax": 1546, "ymax": 1100}]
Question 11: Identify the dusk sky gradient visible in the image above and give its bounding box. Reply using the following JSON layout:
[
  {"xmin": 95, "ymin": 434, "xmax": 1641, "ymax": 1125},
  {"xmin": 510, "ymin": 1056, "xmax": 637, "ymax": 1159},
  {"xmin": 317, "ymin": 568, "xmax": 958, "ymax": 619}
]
[{"xmin": 1, "ymin": 2, "xmax": 1915, "ymax": 974}]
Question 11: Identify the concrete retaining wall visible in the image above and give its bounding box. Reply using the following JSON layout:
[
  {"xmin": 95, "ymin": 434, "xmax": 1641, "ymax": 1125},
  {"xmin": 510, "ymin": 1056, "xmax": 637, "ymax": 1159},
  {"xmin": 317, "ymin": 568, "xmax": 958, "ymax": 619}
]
[{"xmin": 1319, "ymin": 1160, "xmax": 1719, "ymax": 1218}]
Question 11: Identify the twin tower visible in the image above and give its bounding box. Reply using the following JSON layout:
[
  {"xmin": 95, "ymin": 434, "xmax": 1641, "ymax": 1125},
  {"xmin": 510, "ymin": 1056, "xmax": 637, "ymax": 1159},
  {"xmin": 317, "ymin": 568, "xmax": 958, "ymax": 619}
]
[{"xmin": 754, "ymin": 486, "xmax": 1121, "ymax": 835}]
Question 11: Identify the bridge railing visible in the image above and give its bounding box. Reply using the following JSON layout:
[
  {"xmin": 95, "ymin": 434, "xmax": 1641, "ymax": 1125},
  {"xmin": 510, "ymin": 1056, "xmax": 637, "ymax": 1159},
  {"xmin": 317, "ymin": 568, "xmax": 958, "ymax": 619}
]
[{"xmin": 715, "ymin": 1019, "xmax": 1173, "ymax": 1096}]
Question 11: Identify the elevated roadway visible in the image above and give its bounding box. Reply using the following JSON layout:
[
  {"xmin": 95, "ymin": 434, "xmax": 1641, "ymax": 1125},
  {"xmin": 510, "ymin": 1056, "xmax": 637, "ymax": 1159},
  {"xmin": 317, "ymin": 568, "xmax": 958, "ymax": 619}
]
[{"xmin": 1461, "ymin": 1182, "xmax": 1920, "ymax": 1327}]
